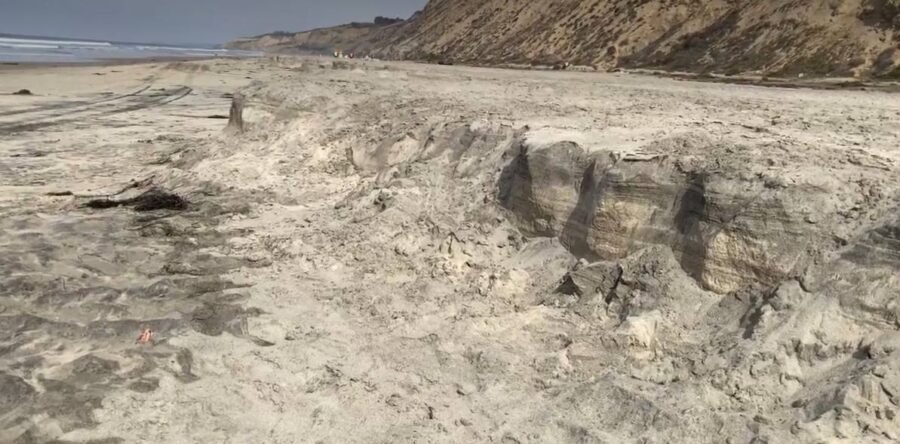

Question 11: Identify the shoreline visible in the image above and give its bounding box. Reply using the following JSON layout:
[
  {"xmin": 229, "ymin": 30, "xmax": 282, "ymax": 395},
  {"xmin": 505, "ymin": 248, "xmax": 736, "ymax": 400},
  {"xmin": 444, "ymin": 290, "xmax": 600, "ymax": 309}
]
[{"xmin": 0, "ymin": 54, "xmax": 255, "ymax": 71}]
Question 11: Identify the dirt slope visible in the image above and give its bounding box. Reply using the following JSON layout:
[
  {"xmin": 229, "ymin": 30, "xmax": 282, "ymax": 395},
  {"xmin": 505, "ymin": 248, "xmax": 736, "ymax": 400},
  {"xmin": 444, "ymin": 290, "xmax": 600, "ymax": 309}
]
[{"xmin": 233, "ymin": 0, "xmax": 900, "ymax": 76}]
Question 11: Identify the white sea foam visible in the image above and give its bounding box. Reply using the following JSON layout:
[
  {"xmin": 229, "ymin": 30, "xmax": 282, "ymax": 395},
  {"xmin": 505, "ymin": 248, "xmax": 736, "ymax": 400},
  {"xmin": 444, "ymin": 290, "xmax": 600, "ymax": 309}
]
[
  {"xmin": 0, "ymin": 37, "xmax": 112, "ymax": 47},
  {"xmin": 0, "ymin": 43, "xmax": 60, "ymax": 49},
  {"xmin": 134, "ymin": 45, "xmax": 226, "ymax": 53},
  {"xmin": 0, "ymin": 51, "xmax": 70, "ymax": 58},
  {"xmin": 0, "ymin": 35, "xmax": 259, "ymax": 63}
]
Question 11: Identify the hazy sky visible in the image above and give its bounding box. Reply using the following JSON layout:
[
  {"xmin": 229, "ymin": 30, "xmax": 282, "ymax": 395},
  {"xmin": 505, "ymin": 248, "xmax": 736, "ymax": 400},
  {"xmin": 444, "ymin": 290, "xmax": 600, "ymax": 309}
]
[{"xmin": 0, "ymin": 0, "xmax": 426, "ymax": 45}]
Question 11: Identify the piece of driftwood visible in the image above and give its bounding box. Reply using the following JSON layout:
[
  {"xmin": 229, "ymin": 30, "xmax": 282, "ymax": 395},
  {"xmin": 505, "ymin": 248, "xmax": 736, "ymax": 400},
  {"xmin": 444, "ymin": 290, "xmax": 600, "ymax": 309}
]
[{"xmin": 84, "ymin": 188, "xmax": 188, "ymax": 212}]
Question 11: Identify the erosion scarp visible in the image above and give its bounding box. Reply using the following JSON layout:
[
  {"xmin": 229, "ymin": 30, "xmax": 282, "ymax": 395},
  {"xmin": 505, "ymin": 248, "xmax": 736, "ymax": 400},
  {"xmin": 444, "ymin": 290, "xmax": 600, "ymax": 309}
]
[
  {"xmin": 494, "ymin": 129, "xmax": 900, "ymax": 441},
  {"xmin": 497, "ymin": 133, "xmax": 897, "ymax": 294}
]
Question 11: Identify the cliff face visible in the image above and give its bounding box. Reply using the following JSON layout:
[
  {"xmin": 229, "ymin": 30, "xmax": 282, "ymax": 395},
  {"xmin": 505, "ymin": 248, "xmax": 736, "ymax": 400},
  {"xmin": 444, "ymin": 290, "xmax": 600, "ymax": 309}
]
[
  {"xmin": 232, "ymin": 0, "xmax": 900, "ymax": 76},
  {"xmin": 379, "ymin": 0, "xmax": 900, "ymax": 76},
  {"xmin": 224, "ymin": 17, "xmax": 405, "ymax": 54}
]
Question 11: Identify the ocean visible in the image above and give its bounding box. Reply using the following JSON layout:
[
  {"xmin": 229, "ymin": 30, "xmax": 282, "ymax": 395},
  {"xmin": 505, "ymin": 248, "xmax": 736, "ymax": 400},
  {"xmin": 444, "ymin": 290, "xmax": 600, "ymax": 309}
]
[{"xmin": 0, "ymin": 34, "xmax": 259, "ymax": 63}]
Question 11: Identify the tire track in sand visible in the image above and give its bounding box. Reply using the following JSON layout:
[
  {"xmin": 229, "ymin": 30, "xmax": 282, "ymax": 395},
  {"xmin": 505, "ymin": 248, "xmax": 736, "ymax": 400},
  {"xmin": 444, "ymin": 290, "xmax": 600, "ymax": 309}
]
[
  {"xmin": 0, "ymin": 86, "xmax": 193, "ymax": 134},
  {"xmin": 0, "ymin": 84, "xmax": 154, "ymax": 118}
]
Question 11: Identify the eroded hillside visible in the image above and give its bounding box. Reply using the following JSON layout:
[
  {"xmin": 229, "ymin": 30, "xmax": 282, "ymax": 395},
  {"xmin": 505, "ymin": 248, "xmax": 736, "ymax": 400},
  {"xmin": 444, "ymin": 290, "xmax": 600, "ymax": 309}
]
[
  {"xmin": 233, "ymin": 0, "xmax": 900, "ymax": 77},
  {"xmin": 225, "ymin": 17, "xmax": 405, "ymax": 54}
]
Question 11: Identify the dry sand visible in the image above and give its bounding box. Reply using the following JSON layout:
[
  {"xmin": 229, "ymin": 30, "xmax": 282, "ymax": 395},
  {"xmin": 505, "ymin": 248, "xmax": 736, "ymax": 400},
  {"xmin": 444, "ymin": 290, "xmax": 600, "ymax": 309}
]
[{"xmin": 1, "ymin": 57, "xmax": 900, "ymax": 443}]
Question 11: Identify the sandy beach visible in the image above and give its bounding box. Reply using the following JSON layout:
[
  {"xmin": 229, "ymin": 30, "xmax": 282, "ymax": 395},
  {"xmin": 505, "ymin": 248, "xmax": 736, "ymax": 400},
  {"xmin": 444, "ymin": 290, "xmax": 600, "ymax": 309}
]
[{"xmin": 2, "ymin": 57, "xmax": 900, "ymax": 443}]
